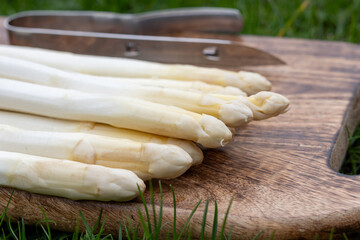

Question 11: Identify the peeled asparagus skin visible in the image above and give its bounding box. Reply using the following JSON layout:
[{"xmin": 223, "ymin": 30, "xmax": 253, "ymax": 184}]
[
  {"xmin": 0, "ymin": 124, "xmax": 193, "ymax": 180},
  {"xmin": 0, "ymin": 111, "xmax": 204, "ymax": 165},
  {"xmin": 0, "ymin": 78, "xmax": 232, "ymax": 147},
  {"xmin": 0, "ymin": 56, "xmax": 250, "ymax": 127},
  {"xmin": 0, "ymin": 151, "xmax": 145, "ymax": 201},
  {"xmin": 215, "ymin": 91, "xmax": 290, "ymax": 120},
  {"xmin": 0, "ymin": 45, "xmax": 269, "ymax": 95}
]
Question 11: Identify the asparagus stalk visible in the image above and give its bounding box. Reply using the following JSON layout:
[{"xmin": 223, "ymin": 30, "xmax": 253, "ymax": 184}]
[
  {"xmin": 215, "ymin": 91, "xmax": 290, "ymax": 120},
  {"xmin": 0, "ymin": 56, "xmax": 252, "ymax": 127},
  {"xmin": 0, "ymin": 124, "xmax": 192, "ymax": 180},
  {"xmin": 0, "ymin": 110, "xmax": 203, "ymax": 165},
  {"xmin": 0, "ymin": 45, "xmax": 270, "ymax": 95},
  {"xmin": 0, "ymin": 55, "xmax": 245, "ymax": 96},
  {"xmin": 0, "ymin": 150, "xmax": 145, "ymax": 201},
  {"xmin": 0, "ymin": 78, "xmax": 232, "ymax": 148}
]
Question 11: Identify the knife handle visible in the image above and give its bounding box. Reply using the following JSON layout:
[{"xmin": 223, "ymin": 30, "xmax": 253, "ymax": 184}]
[
  {"xmin": 7, "ymin": 8, "xmax": 242, "ymax": 35},
  {"xmin": 130, "ymin": 7, "xmax": 243, "ymax": 35}
]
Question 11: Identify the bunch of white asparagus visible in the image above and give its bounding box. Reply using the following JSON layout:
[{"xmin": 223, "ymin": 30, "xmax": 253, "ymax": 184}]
[{"xmin": 0, "ymin": 45, "xmax": 289, "ymax": 201}]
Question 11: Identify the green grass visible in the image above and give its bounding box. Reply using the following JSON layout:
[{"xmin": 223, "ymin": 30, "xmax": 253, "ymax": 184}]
[
  {"xmin": 1, "ymin": 0, "xmax": 360, "ymax": 42},
  {"xmin": 340, "ymin": 124, "xmax": 360, "ymax": 175},
  {"xmin": 0, "ymin": 0, "xmax": 360, "ymax": 238}
]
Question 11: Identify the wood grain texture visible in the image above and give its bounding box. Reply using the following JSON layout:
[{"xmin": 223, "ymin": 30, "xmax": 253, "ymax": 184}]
[{"xmin": 1, "ymin": 17, "xmax": 360, "ymax": 239}]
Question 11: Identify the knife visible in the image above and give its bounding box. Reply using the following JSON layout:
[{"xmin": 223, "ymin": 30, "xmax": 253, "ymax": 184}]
[{"xmin": 4, "ymin": 9, "xmax": 285, "ymax": 67}]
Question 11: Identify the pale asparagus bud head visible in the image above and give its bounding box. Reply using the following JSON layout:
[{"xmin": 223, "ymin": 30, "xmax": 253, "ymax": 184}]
[{"xmin": 223, "ymin": 71, "xmax": 272, "ymax": 95}]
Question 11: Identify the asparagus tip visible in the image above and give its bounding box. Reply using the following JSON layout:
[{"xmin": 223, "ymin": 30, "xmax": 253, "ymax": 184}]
[
  {"xmin": 219, "ymin": 101, "xmax": 254, "ymax": 128},
  {"xmin": 197, "ymin": 115, "xmax": 233, "ymax": 148},
  {"xmin": 245, "ymin": 91, "xmax": 290, "ymax": 120},
  {"xmin": 145, "ymin": 143, "xmax": 193, "ymax": 179},
  {"xmin": 166, "ymin": 138, "xmax": 204, "ymax": 165},
  {"xmin": 220, "ymin": 71, "xmax": 272, "ymax": 95}
]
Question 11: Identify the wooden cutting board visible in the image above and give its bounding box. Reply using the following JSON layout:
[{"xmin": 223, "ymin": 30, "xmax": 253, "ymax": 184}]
[{"xmin": 1, "ymin": 18, "xmax": 360, "ymax": 239}]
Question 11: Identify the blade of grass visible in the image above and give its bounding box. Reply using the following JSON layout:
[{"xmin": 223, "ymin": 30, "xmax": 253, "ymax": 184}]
[
  {"xmin": 176, "ymin": 198, "xmax": 202, "ymax": 240},
  {"xmin": 313, "ymin": 233, "xmax": 319, "ymax": 240},
  {"xmin": 21, "ymin": 218, "xmax": 26, "ymax": 240},
  {"xmin": 122, "ymin": 220, "xmax": 131, "ymax": 240},
  {"xmin": 124, "ymin": 213, "xmax": 137, "ymax": 239},
  {"xmin": 155, "ymin": 180, "xmax": 163, "ymax": 239},
  {"xmin": 171, "ymin": 184, "xmax": 177, "ymax": 239},
  {"xmin": 343, "ymin": 232, "xmax": 349, "ymax": 240},
  {"xmin": 7, "ymin": 216, "xmax": 19, "ymax": 240},
  {"xmin": 329, "ymin": 228, "xmax": 334, "ymax": 240},
  {"xmin": 137, "ymin": 184, "xmax": 153, "ymax": 237},
  {"xmin": 134, "ymin": 223, "xmax": 140, "ymax": 239},
  {"xmin": 40, "ymin": 225, "xmax": 50, "ymax": 239},
  {"xmin": 227, "ymin": 224, "xmax": 233, "ymax": 240},
  {"xmin": 137, "ymin": 207, "xmax": 151, "ymax": 239},
  {"xmin": 0, "ymin": 191, "xmax": 14, "ymax": 227},
  {"xmin": 200, "ymin": 197, "xmax": 209, "ymax": 240},
  {"xmin": 126, "ymin": 212, "xmax": 137, "ymax": 239},
  {"xmin": 59, "ymin": 234, "xmax": 72, "ymax": 240},
  {"xmin": 95, "ymin": 215, "xmax": 107, "ymax": 240},
  {"xmin": 79, "ymin": 210, "xmax": 92, "ymax": 237},
  {"xmin": 72, "ymin": 220, "xmax": 80, "ymax": 240},
  {"xmin": 277, "ymin": 0, "xmax": 310, "ymax": 37},
  {"xmin": 38, "ymin": 206, "xmax": 54, "ymax": 240},
  {"xmin": 270, "ymin": 230, "xmax": 276, "ymax": 240},
  {"xmin": 252, "ymin": 230, "xmax": 264, "ymax": 240},
  {"xmin": 211, "ymin": 200, "xmax": 218, "ymax": 240},
  {"xmin": 219, "ymin": 198, "xmax": 233, "ymax": 240},
  {"xmin": 17, "ymin": 220, "xmax": 21, "ymax": 240},
  {"xmin": 160, "ymin": 222, "xmax": 169, "ymax": 230},
  {"xmin": 118, "ymin": 222, "xmax": 122, "ymax": 240},
  {"xmin": 186, "ymin": 225, "xmax": 192, "ymax": 240},
  {"xmin": 91, "ymin": 209, "xmax": 104, "ymax": 233},
  {"xmin": 165, "ymin": 227, "xmax": 171, "ymax": 240},
  {"xmin": 149, "ymin": 180, "xmax": 157, "ymax": 229},
  {"xmin": 349, "ymin": 10, "xmax": 357, "ymax": 42}
]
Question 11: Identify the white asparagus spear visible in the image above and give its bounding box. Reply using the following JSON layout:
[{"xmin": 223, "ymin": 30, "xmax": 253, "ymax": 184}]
[
  {"xmin": 0, "ymin": 45, "xmax": 270, "ymax": 95},
  {"xmin": 0, "ymin": 124, "xmax": 192, "ymax": 180},
  {"xmin": 0, "ymin": 55, "xmax": 245, "ymax": 96},
  {"xmin": 215, "ymin": 91, "xmax": 290, "ymax": 120},
  {"xmin": 0, "ymin": 78, "xmax": 232, "ymax": 148},
  {"xmin": 0, "ymin": 56, "xmax": 251, "ymax": 127},
  {"xmin": 0, "ymin": 150, "xmax": 145, "ymax": 201},
  {"xmin": 0, "ymin": 110, "xmax": 203, "ymax": 165}
]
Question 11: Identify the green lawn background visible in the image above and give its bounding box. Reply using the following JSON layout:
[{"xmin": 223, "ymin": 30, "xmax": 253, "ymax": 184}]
[{"xmin": 1, "ymin": 0, "xmax": 360, "ymax": 42}]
